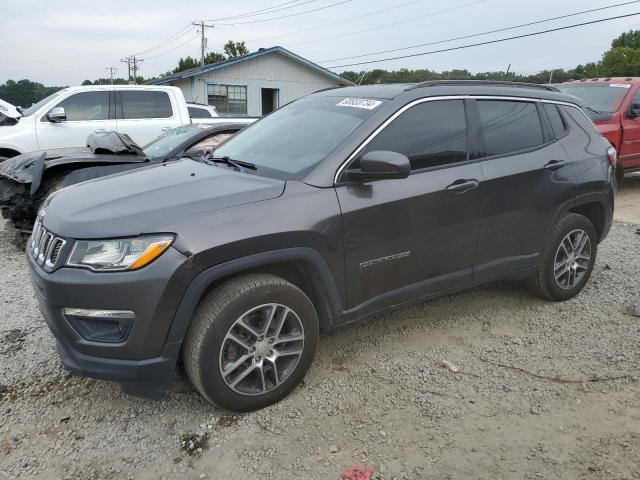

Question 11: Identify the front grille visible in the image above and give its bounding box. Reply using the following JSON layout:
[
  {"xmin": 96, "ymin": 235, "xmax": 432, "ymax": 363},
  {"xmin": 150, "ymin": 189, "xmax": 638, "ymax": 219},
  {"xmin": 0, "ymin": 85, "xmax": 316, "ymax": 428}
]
[{"xmin": 30, "ymin": 218, "xmax": 66, "ymax": 268}]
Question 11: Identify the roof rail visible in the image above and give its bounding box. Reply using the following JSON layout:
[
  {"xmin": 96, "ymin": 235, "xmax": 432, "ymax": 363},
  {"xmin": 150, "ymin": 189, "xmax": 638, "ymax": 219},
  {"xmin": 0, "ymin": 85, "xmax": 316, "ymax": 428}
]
[{"xmin": 405, "ymin": 80, "xmax": 559, "ymax": 92}]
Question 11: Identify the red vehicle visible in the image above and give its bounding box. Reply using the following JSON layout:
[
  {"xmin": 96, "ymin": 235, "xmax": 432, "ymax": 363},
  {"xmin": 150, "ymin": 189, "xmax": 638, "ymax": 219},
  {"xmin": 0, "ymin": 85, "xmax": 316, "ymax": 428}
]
[{"xmin": 558, "ymin": 77, "xmax": 640, "ymax": 181}]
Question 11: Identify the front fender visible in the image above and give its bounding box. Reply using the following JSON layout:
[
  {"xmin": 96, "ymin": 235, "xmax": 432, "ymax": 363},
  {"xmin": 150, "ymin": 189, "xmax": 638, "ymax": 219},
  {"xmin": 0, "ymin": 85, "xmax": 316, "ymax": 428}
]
[{"xmin": 164, "ymin": 247, "xmax": 344, "ymax": 347}]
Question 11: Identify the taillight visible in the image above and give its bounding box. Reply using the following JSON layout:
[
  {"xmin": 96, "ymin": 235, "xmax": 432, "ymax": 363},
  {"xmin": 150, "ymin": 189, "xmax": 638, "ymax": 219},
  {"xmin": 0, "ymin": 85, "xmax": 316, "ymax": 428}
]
[{"xmin": 607, "ymin": 146, "xmax": 617, "ymax": 169}]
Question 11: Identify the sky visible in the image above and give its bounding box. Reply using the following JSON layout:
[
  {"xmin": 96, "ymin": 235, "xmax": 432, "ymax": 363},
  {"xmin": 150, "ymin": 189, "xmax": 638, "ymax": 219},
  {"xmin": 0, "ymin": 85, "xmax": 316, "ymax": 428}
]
[{"xmin": 1, "ymin": 0, "xmax": 639, "ymax": 86}]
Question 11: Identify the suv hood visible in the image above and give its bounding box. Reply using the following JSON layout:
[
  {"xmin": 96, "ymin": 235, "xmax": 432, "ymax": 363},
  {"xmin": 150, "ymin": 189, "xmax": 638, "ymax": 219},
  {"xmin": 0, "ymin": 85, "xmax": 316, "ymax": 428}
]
[{"xmin": 42, "ymin": 159, "xmax": 285, "ymax": 238}]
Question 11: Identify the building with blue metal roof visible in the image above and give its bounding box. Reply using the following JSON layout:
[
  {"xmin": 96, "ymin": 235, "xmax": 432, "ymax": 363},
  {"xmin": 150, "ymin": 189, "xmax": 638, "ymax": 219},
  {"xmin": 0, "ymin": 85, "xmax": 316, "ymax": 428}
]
[{"xmin": 150, "ymin": 46, "xmax": 353, "ymax": 117}]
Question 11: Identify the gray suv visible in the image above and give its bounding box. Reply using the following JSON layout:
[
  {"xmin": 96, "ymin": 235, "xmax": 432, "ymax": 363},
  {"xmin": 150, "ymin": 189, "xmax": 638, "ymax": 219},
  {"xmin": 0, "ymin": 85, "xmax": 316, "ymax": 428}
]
[{"xmin": 28, "ymin": 81, "xmax": 615, "ymax": 411}]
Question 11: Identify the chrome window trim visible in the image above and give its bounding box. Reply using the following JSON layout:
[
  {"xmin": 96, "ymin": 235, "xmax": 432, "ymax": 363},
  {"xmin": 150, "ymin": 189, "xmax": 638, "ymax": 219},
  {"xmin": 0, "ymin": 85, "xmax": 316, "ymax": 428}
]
[{"xmin": 333, "ymin": 94, "xmax": 587, "ymax": 184}]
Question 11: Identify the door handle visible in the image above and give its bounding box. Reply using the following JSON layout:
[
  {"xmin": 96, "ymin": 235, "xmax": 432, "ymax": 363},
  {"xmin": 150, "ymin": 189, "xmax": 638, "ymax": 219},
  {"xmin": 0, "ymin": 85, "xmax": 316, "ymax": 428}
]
[
  {"xmin": 94, "ymin": 128, "xmax": 107, "ymax": 134},
  {"xmin": 445, "ymin": 179, "xmax": 479, "ymax": 193},
  {"xmin": 544, "ymin": 160, "xmax": 567, "ymax": 171}
]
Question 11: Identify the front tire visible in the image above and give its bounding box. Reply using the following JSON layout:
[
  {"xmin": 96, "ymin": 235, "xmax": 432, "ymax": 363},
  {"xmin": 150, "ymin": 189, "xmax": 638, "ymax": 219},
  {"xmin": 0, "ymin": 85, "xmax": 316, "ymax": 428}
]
[
  {"xmin": 183, "ymin": 273, "xmax": 319, "ymax": 411},
  {"xmin": 526, "ymin": 213, "xmax": 597, "ymax": 301}
]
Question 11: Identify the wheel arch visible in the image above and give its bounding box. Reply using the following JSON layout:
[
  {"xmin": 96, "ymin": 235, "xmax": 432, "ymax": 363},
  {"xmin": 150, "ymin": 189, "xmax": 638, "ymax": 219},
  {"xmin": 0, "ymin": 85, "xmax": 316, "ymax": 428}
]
[
  {"xmin": 0, "ymin": 147, "xmax": 22, "ymax": 159},
  {"xmin": 165, "ymin": 248, "xmax": 344, "ymax": 347}
]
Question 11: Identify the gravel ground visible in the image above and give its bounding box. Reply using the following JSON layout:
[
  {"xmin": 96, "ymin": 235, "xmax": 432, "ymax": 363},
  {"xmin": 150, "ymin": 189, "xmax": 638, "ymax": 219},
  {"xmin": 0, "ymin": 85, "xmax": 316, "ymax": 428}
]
[{"xmin": 1, "ymin": 213, "xmax": 639, "ymax": 479}]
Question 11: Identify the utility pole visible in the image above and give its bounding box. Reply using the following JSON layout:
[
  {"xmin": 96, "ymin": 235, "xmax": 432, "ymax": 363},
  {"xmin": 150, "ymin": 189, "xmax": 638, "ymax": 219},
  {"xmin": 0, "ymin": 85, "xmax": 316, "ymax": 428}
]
[
  {"xmin": 131, "ymin": 56, "xmax": 142, "ymax": 83},
  {"xmin": 549, "ymin": 70, "xmax": 554, "ymax": 84},
  {"xmin": 505, "ymin": 63, "xmax": 511, "ymax": 79},
  {"xmin": 192, "ymin": 21, "xmax": 215, "ymax": 66},
  {"xmin": 120, "ymin": 57, "xmax": 132, "ymax": 82},
  {"xmin": 105, "ymin": 67, "xmax": 117, "ymax": 85}
]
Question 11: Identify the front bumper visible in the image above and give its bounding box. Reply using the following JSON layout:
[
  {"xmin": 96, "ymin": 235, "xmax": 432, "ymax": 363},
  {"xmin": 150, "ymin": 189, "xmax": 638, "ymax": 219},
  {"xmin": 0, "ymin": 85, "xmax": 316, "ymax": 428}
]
[{"xmin": 27, "ymin": 245, "xmax": 194, "ymax": 397}]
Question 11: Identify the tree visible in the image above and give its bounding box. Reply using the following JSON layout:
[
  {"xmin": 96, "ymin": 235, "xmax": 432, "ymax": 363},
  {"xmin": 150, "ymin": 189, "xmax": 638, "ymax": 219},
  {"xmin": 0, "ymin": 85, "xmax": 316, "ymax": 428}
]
[
  {"xmin": 172, "ymin": 41, "xmax": 248, "ymax": 74},
  {"xmin": 599, "ymin": 47, "xmax": 640, "ymax": 76},
  {"xmin": 0, "ymin": 79, "xmax": 64, "ymax": 107},
  {"xmin": 204, "ymin": 52, "xmax": 225, "ymax": 64},
  {"xmin": 224, "ymin": 40, "xmax": 249, "ymax": 58},
  {"xmin": 173, "ymin": 56, "xmax": 200, "ymax": 73},
  {"xmin": 612, "ymin": 30, "xmax": 640, "ymax": 49}
]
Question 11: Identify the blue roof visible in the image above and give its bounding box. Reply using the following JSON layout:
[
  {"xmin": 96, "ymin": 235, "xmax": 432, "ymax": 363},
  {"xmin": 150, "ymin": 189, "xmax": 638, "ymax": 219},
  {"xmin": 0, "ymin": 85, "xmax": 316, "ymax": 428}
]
[{"xmin": 150, "ymin": 46, "xmax": 353, "ymax": 86}]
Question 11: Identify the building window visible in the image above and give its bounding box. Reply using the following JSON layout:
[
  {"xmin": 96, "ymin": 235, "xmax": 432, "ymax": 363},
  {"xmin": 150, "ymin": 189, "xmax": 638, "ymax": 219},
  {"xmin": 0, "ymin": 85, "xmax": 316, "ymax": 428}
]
[{"xmin": 207, "ymin": 84, "xmax": 247, "ymax": 115}]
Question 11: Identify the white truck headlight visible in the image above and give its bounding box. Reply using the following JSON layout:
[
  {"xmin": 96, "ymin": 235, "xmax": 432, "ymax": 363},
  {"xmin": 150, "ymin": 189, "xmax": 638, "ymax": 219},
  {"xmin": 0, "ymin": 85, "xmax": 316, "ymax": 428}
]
[{"xmin": 66, "ymin": 235, "xmax": 173, "ymax": 272}]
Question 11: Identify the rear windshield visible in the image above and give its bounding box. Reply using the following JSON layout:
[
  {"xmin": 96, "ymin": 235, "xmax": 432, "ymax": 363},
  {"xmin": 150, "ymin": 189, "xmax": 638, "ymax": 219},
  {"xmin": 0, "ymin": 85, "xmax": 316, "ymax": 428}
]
[
  {"xmin": 213, "ymin": 96, "xmax": 384, "ymax": 179},
  {"xmin": 142, "ymin": 125, "xmax": 203, "ymax": 158},
  {"xmin": 557, "ymin": 83, "xmax": 631, "ymax": 113}
]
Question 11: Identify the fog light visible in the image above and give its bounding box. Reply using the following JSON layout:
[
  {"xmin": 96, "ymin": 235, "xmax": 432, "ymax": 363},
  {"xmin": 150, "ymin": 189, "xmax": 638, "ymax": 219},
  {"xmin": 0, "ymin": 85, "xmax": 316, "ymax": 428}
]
[{"xmin": 62, "ymin": 308, "xmax": 134, "ymax": 343}]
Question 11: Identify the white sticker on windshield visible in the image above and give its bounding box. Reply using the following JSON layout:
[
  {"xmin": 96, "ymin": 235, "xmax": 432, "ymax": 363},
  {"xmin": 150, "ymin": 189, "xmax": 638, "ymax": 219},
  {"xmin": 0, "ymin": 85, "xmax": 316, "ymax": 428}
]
[
  {"xmin": 610, "ymin": 83, "xmax": 631, "ymax": 88},
  {"xmin": 337, "ymin": 98, "xmax": 382, "ymax": 110}
]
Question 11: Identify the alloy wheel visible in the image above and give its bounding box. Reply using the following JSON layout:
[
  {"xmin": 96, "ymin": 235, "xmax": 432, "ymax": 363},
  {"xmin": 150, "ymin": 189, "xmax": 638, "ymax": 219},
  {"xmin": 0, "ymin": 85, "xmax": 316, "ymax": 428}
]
[
  {"xmin": 219, "ymin": 303, "xmax": 305, "ymax": 396},
  {"xmin": 553, "ymin": 229, "xmax": 591, "ymax": 290}
]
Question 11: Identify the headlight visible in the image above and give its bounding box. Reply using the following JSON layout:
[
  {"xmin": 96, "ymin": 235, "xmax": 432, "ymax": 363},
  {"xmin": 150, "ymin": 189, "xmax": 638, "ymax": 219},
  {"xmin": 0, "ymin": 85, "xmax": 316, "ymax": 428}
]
[{"xmin": 66, "ymin": 235, "xmax": 173, "ymax": 272}]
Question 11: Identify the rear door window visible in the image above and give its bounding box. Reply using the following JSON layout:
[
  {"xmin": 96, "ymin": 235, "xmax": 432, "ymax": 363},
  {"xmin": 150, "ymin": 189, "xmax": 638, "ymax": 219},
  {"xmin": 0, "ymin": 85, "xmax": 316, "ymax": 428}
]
[
  {"xmin": 364, "ymin": 99, "xmax": 468, "ymax": 170},
  {"xmin": 120, "ymin": 91, "xmax": 173, "ymax": 119},
  {"xmin": 52, "ymin": 91, "xmax": 110, "ymax": 121},
  {"xmin": 476, "ymin": 100, "xmax": 544, "ymax": 157}
]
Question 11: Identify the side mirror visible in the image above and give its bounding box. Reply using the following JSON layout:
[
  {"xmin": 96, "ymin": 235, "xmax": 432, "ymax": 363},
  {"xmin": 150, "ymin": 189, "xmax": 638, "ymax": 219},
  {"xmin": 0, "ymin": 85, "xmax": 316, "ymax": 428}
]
[
  {"xmin": 344, "ymin": 150, "xmax": 411, "ymax": 182},
  {"xmin": 183, "ymin": 147, "xmax": 205, "ymax": 158},
  {"xmin": 629, "ymin": 103, "xmax": 640, "ymax": 118},
  {"xmin": 47, "ymin": 107, "xmax": 66, "ymax": 123}
]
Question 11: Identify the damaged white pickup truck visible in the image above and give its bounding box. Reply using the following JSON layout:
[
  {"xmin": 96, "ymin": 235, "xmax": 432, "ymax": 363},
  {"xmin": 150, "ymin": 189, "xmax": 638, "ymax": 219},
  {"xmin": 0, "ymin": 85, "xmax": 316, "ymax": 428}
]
[{"xmin": 0, "ymin": 85, "xmax": 255, "ymax": 160}]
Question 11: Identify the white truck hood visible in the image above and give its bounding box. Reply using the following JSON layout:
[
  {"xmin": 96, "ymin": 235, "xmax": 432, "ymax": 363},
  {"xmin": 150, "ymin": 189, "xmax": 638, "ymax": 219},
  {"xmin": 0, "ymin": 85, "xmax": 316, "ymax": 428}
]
[{"xmin": 0, "ymin": 98, "xmax": 22, "ymax": 120}]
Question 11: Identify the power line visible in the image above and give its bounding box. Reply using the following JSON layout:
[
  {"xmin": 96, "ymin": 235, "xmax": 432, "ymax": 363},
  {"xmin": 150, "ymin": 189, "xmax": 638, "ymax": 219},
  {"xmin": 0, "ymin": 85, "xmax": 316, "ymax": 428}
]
[
  {"xmin": 321, "ymin": 0, "xmax": 640, "ymax": 63},
  {"xmin": 289, "ymin": 0, "xmax": 485, "ymax": 48},
  {"xmin": 216, "ymin": 0, "xmax": 354, "ymax": 26},
  {"xmin": 207, "ymin": 0, "xmax": 318, "ymax": 21},
  {"xmin": 235, "ymin": 0, "xmax": 427, "ymax": 45},
  {"xmin": 143, "ymin": 33, "xmax": 200, "ymax": 60},
  {"xmin": 131, "ymin": 24, "xmax": 194, "ymax": 57},
  {"xmin": 325, "ymin": 12, "xmax": 640, "ymax": 69}
]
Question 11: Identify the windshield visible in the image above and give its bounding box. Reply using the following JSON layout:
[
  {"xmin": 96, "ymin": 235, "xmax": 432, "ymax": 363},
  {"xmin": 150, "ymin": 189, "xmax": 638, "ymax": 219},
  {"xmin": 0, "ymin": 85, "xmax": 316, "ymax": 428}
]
[
  {"xmin": 557, "ymin": 83, "xmax": 631, "ymax": 113},
  {"xmin": 142, "ymin": 125, "xmax": 205, "ymax": 158},
  {"xmin": 213, "ymin": 96, "xmax": 384, "ymax": 179},
  {"xmin": 21, "ymin": 92, "xmax": 62, "ymax": 117}
]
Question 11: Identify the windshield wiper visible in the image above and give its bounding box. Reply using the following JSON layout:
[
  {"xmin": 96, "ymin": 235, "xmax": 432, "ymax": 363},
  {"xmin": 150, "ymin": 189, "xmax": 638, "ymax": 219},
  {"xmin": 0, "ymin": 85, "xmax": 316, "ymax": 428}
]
[
  {"xmin": 585, "ymin": 106, "xmax": 605, "ymax": 115},
  {"xmin": 208, "ymin": 156, "xmax": 257, "ymax": 172}
]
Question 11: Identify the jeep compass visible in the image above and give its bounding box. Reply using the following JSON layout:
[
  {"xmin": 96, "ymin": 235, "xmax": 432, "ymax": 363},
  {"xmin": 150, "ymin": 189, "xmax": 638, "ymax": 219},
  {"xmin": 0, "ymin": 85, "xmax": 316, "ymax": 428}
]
[{"xmin": 28, "ymin": 81, "xmax": 615, "ymax": 411}]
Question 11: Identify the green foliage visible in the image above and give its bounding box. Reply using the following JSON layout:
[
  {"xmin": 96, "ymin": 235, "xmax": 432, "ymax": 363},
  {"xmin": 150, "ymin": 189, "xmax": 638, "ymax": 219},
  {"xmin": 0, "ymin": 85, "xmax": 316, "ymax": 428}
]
[
  {"xmin": 224, "ymin": 41, "xmax": 249, "ymax": 59},
  {"xmin": 204, "ymin": 52, "xmax": 226, "ymax": 64},
  {"xmin": 174, "ymin": 56, "xmax": 200, "ymax": 73},
  {"xmin": 599, "ymin": 47, "xmax": 640, "ymax": 76},
  {"xmin": 340, "ymin": 68, "xmax": 575, "ymax": 85},
  {"xmin": 0, "ymin": 79, "xmax": 64, "ymax": 108},
  {"xmin": 171, "ymin": 40, "xmax": 248, "ymax": 74},
  {"xmin": 612, "ymin": 30, "xmax": 640, "ymax": 50}
]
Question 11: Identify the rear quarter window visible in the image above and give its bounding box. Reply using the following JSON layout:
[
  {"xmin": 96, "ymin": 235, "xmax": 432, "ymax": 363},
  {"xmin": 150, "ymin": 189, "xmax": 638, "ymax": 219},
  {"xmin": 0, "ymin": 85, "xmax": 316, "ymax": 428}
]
[
  {"xmin": 120, "ymin": 91, "xmax": 173, "ymax": 119},
  {"xmin": 476, "ymin": 100, "xmax": 544, "ymax": 157},
  {"xmin": 188, "ymin": 106, "xmax": 212, "ymax": 118},
  {"xmin": 543, "ymin": 103, "xmax": 567, "ymax": 138}
]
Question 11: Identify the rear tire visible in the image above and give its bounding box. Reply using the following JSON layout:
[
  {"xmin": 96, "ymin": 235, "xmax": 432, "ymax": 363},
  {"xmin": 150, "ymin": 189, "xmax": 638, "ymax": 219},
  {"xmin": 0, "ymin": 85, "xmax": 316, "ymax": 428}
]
[
  {"xmin": 183, "ymin": 273, "xmax": 319, "ymax": 412},
  {"xmin": 525, "ymin": 213, "xmax": 597, "ymax": 301}
]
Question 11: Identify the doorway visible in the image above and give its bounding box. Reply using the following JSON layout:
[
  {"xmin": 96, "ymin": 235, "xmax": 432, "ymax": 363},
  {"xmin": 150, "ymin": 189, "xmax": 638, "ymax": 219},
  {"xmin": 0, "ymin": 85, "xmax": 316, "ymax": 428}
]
[{"xmin": 261, "ymin": 88, "xmax": 279, "ymax": 116}]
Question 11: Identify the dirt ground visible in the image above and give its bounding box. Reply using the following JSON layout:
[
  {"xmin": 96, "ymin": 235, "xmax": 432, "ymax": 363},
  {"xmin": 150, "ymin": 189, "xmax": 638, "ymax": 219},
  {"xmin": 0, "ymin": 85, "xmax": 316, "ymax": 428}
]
[
  {"xmin": 616, "ymin": 175, "xmax": 640, "ymax": 224},
  {"xmin": 0, "ymin": 184, "xmax": 639, "ymax": 480}
]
